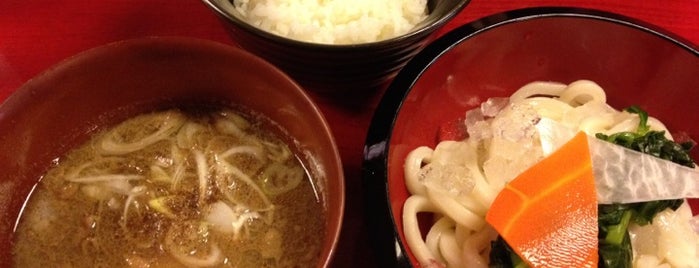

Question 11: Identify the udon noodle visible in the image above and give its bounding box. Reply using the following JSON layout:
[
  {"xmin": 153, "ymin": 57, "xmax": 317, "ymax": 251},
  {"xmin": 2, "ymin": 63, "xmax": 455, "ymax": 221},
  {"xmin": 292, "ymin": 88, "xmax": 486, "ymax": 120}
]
[{"xmin": 402, "ymin": 80, "xmax": 699, "ymax": 267}]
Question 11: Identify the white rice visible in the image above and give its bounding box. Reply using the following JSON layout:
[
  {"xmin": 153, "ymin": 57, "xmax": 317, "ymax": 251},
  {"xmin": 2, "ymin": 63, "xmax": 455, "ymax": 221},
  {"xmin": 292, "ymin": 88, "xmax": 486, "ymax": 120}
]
[{"xmin": 227, "ymin": 0, "xmax": 429, "ymax": 44}]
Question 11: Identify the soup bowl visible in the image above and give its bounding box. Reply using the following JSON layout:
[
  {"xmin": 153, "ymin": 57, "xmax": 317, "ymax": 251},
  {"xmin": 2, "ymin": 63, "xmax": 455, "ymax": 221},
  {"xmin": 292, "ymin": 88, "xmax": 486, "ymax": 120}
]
[
  {"xmin": 201, "ymin": 0, "xmax": 470, "ymax": 92},
  {"xmin": 363, "ymin": 7, "xmax": 699, "ymax": 267},
  {"xmin": 0, "ymin": 37, "xmax": 344, "ymax": 267}
]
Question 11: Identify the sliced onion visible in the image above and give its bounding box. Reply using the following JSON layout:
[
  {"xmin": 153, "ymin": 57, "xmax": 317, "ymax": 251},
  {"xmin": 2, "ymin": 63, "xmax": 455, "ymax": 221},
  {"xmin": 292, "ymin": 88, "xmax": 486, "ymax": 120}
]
[
  {"xmin": 261, "ymin": 141, "xmax": 291, "ymax": 162},
  {"xmin": 102, "ymin": 178, "xmax": 134, "ymax": 195},
  {"xmin": 149, "ymin": 165, "xmax": 172, "ymax": 184},
  {"xmin": 205, "ymin": 201, "xmax": 261, "ymax": 239},
  {"xmin": 164, "ymin": 221, "xmax": 223, "ymax": 267},
  {"xmin": 259, "ymin": 163, "xmax": 304, "ymax": 196},
  {"xmin": 170, "ymin": 143, "xmax": 187, "ymax": 189},
  {"xmin": 219, "ymin": 145, "xmax": 264, "ymax": 160},
  {"xmin": 65, "ymin": 157, "xmax": 128, "ymax": 179},
  {"xmin": 66, "ymin": 174, "xmax": 143, "ymax": 183},
  {"xmin": 213, "ymin": 156, "xmax": 273, "ymax": 211},
  {"xmin": 98, "ymin": 111, "xmax": 185, "ymax": 155},
  {"xmin": 193, "ymin": 150, "xmax": 210, "ymax": 204},
  {"xmin": 120, "ymin": 185, "xmax": 146, "ymax": 229},
  {"xmin": 176, "ymin": 122, "xmax": 206, "ymax": 149},
  {"xmin": 214, "ymin": 111, "xmax": 250, "ymax": 139},
  {"xmin": 80, "ymin": 184, "xmax": 112, "ymax": 201}
]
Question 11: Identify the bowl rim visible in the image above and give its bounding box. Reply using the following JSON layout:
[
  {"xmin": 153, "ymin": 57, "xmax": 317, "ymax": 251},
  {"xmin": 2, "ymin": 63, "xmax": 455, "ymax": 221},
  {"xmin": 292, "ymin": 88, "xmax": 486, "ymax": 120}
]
[
  {"xmin": 0, "ymin": 36, "xmax": 346, "ymax": 268},
  {"xmin": 200, "ymin": 0, "xmax": 472, "ymax": 49},
  {"xmin": 361, "ymin": 6, "xmax": 699, "ymax": 267}
]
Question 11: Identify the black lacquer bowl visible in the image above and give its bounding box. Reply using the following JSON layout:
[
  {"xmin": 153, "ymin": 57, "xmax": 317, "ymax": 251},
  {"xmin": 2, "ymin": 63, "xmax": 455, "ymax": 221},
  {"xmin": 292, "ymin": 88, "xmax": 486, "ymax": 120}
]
[
  {"xmin": 363, "ymin": 7, "xmax": 699, "ymax": 267},
  {"xmin": 201, "ymin": 0, "xmax": 471, "ymax": 92}
]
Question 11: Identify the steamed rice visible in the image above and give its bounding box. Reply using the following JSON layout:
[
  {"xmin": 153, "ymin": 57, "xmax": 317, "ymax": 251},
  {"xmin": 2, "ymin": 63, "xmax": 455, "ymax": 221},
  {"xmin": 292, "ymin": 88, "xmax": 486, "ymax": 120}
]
[{"xmin": 227, "ymin": 0, "xmax": 429, "ymax": 44}]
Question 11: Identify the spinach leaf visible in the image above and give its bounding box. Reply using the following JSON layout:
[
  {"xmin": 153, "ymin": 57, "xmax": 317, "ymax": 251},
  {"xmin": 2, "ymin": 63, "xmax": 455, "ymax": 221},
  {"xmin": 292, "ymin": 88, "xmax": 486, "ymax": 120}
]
[
  {"xmin": 489, "ymin": 236, "xmax": 528, "ymax": 268},
  {"xmin": 598, "ymin": 227, "xmax": 633, "ymax": 268},
  {"xmin": 487, "ymin": 106, "xmax": 694, "ymax": 268},
  {"xmin": 595, "ymin": 106, "xmax": 695, "ymax": 168},
  {"xmin": 596, "ymin": 106, "xmax": 692, "ymax": 268},
  {"xmin": 628, "ymin": 199, "xmax": 684, "ymax": 226}
]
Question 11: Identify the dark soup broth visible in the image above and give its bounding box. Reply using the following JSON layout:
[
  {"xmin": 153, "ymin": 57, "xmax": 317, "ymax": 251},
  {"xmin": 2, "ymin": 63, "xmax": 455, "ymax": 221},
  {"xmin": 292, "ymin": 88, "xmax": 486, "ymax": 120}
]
[{"xmin": 13, "ymin": 108, "xmax": 325, "ymax": 267}]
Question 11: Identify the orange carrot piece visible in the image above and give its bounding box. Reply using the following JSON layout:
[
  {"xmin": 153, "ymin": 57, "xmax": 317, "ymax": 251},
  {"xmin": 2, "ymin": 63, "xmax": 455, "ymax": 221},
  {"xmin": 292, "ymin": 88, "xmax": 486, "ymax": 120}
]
[{"xmin": 486, "ymin": 132, "xmax": 598, "ymax": 267}]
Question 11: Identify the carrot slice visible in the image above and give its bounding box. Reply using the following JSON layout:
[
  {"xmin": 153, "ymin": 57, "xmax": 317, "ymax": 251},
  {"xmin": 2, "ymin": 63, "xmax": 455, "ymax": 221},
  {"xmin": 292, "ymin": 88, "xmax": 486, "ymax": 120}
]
[{"xmin": 486, "ymin": 132, "xmax": 598, "ymax": 267}]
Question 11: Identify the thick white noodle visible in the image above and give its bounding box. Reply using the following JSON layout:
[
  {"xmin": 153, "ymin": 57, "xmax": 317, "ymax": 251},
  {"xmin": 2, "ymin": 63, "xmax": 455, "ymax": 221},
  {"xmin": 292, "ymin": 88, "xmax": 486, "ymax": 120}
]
[
  {"xmin": 461, "ymin": 225, "xmax": 498, "ymax": 268},
  {"xmin": 426, "ymin": 188, "xmax": 486, "ymax": 231},
  {"xmin": 403, "ymin": 195, "xmax": 441, "ymax": 265},
  {"xmin": 509, "ymin": 81, "xmax": 566, "ymax": 102},
  {"xmin": 425, "ymin": 217, "xmax": 452, "ymax": 264},
  {"xmin": 558, "ymin": 79, "xmax": 607, "ymax": 106},
  {"xmin": 518, "ymin": 97, "xmax": 573, "ymax": 121},
  {"xmin": 404, "ymin": 146, "xmax": 433, "ymax": 195},
  {"xmin": 438, "ymin": 227, "xmax": 462, "ymax": 267},
  {"xmin": 402, "ymin": 79, "xmax": 697, "ymax": 267}
]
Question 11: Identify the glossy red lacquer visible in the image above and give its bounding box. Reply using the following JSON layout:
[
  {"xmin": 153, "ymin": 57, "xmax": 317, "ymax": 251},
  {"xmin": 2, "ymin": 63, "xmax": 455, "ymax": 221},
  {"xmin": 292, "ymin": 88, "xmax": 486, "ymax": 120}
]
[
  {"xmin": 372, "ymin": 8, "xmax": 699, "ymax": 267},
  {"xmin": 0, "ymin": 37, "xmax": 345, "ymax": 268}
]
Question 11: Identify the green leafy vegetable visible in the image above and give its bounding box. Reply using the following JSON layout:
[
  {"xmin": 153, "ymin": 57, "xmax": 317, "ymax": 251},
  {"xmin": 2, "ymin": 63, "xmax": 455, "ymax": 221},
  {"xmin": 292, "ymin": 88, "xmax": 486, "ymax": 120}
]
[
  {"xmin": 488, "ymin": 106, "xmax": 695, "ymax": 268},
  {"xmin": 630, "ymin": 199, "xmax": 684, "ymax": 225},
  {"xmin": 596, "ymin": 106, "xmax": 691, "ymax": 268},
  {"xmin": 597, "ymin": 205, "xmax": 633, "ymax": 268},
  {"xmin": 489, "ymin": 236, "xmax": 528, "ymax": 268},
  {"xmin": 596, "ymin": 106, "xmax": 695, "ymax": 168}
]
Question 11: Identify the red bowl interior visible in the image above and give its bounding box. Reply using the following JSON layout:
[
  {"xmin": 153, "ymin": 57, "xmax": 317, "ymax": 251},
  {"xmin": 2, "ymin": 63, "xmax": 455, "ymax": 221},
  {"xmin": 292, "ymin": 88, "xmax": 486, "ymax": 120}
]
[
  {"xmin": 385, "ymin": 8, "xmax": 699, "ymax": 266},
  {"xmin": 0, "ymin": 37, "xmax": 344, "ymax": 267}
]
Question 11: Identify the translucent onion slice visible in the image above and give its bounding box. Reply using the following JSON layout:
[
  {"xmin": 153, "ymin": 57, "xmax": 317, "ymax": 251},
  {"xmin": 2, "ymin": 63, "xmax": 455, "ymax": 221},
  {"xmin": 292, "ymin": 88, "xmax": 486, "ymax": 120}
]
[
  {"xmin": 176, "ymin": 122, "xmax": 206, "ymax": 149},
  {"xmin": 120, "ymin": 185, "xmax": 146, "ymax": 231},
  {"xmin": 205, "ymin": 201, "xmax": 261, "ymax": 240},
  {"xmin": 193, "ymin": 150, "xmax": 210, "ymax": 204},
  {"xmin": 262, "ymin": 141, "xmax": 292, "ymax": 162},
  {"xmin": 164, "ymin": 221, "xmax": 222, "ymax": 267},
  {"xmin": 66, "ymin": 174, "xmax": 143, "ymax": 183},
  {"xmin": 64, "ymin": 157, "xmax": 130, "ymax": 180},
  {"xmin": 213, "ymin": 156, "xmax": 274, "ymax": 211},
  {"xmin": 170, "ymin": 143, "xmax": 187, "ymax": 189},
  {"xmin": 259, "ymin": 163, "xmax": 304, "ymax": 196},
  {"xmin": 214, "ymin": 111, "xmax": 250, "ymax": 139},
  {"xmin": 149, "ymin": 165, "xmax": 172, "ymax": 184},
  {"xmin": 219, "ymin": 145, "xmax": 264, "ymax": 160},
  {"xmin": 98, "ymin": 110, "xmax": 185, "ymax": 155},
  {"xmin": 537, "ymin": 118, "xmax": 699, "ymax": 204}
]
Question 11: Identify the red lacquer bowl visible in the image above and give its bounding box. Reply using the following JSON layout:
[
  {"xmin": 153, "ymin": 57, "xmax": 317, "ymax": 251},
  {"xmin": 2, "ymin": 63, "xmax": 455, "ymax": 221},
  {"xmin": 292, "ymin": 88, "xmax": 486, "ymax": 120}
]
[
  {"xmin": 363, "ymin": 7, "xmax": 699, "ymax": 267},
  {"xmin": 0, "ymin": 37, "xmax": 344, "ymax": 267}
]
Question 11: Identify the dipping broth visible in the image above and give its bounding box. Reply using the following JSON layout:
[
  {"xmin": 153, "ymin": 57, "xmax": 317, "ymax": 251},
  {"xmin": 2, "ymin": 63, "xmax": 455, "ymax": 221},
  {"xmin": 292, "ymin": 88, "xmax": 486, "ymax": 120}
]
[{"xmin": 13, "ymin": 108, "xmax": 325, "ymax": 267}]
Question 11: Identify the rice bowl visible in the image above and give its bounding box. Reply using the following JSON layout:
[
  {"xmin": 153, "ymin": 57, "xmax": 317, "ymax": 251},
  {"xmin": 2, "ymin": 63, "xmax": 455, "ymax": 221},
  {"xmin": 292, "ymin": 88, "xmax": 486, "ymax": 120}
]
[{"xmin": 228, "ymin": 0, "xmax": 429, "ymax": 44}]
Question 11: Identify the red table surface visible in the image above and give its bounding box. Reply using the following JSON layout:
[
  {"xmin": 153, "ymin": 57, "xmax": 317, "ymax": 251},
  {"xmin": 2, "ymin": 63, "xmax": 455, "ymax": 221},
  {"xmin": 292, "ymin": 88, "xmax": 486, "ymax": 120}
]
[{"xmin": 1, "ymin": 1, "xmax": 698, "ymax": 267}]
